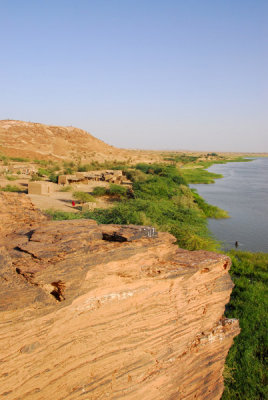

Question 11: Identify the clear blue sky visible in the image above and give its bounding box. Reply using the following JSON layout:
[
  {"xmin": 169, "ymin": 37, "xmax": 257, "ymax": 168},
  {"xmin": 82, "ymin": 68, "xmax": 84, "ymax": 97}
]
[{"xmin": 1, "ymin": 0, "xmax": 267, "ymax": 152}]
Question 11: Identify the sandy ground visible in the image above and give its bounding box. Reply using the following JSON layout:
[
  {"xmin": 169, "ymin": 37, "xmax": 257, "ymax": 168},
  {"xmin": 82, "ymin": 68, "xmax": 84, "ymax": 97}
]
[
  {"xmin": 28, "ymin": 191, "xmax": 114, "ymax": 213},
  {"xmin": 0, "ymin": 176, "xmax": 115, "ymax": 213},
  {"xmin": 28, "ymin": 192, "xmax": 78, "ymax": 212},
  {"xmin": 29, "ymin": 181, "xmax": 115, "ymax": 212}
]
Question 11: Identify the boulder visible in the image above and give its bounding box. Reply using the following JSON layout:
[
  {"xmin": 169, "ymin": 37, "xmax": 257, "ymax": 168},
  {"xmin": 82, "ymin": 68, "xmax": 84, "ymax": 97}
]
[{"xmin": 0, "ymin": 193, "xmax": 239, "ymax": 400}]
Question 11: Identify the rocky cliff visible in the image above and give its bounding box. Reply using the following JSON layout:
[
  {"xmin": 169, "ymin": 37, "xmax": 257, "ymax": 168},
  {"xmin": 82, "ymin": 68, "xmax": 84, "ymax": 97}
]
[{"xmin": 0, "ymin": 193, "xmax": 239, "ymax": 400}]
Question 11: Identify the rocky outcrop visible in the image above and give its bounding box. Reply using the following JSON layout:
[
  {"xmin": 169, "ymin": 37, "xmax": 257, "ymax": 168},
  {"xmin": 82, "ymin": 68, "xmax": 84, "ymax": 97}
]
[
  {"xmin": 0, "ymin": 193, "xmax": 239, "ymax": 400},
  {"xmin": 0, "ymin": 191, "xmax": 47, "ymax": 236}
]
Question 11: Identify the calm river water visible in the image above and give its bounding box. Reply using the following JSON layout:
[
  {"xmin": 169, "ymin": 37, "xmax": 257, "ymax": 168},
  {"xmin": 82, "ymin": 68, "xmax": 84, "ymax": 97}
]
[{"xmin": 190, "ymin": 158, "xmax": 268, "ymax": 252}]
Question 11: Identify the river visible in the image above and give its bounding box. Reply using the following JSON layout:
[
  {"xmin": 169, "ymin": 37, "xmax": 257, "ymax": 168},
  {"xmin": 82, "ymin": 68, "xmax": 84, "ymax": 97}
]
[{"xmin": 190, "ymin": 157, "xmax": 268, "ymax": 252}]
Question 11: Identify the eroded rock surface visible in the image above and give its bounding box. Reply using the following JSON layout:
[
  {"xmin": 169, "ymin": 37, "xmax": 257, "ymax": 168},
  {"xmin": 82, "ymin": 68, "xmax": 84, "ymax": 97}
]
[{"xmin": 0, "ymin": 193, "xmax": 239, "ymax": 400}]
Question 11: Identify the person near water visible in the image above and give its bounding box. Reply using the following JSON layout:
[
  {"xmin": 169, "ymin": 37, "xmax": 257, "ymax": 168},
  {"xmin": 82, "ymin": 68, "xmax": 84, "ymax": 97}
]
[{"xmin": 235, "ymin": 241, "xmax": 238, "ymax": 248}]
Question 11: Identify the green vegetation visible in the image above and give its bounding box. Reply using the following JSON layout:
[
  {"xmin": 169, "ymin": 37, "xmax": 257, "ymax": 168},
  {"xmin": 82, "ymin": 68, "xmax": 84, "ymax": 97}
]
[
  {"xmin": 48, "ymin": 173, "xmax": 59, "ymax": 183},
  {"xmin": 92, "ymin": 184, "xmax": 129, "ymax": 199},
  {"xmin": 30, "ymin": 173, "xmax": 42, "ymax": 181},
  {"xmin": 0, "ymin": 154, "xmax": 10, "ymax": 165},
  {"xmin": 191, "ymin": 189, "xmax": 229, "ymax": 218},
  {"xmin": 9, "ymin": 156, "xmax": 30, "ymax": 162},
  {"xmin": 63, "ymin": 161, "xmax": 75, "ymax": 175},
  {"xmin": 34, "ymin": 159, "xmax": 60, "ymax": 168},
  {"xmin": 180, "ymin": 156, "xmax": 251, "ymax": 184},
  {"xmin": 37, "ymin": 168, "xmax": 51, "ymax": 177},
  {"xmin": 33, "ymin": 159, "xmax": 49, "ymax": 166},
  {"xmin": 207, "ymin": 152, "xmax": 218, "ymax": 157},
  {"xmin": 222, "ymin": 251, "xmax": 268, "ymax": 400},
  {"xmin": 6, "ymin": 175, "xmax": 18, "ymax": 181},
  {"xmin": 163, "ymin": 154, "xmax": 199, "ymax": 163},
  {"xmin": 73, "ymin": 191, "xmax": 95, "ymax": 203},
  {"xmin": 36, "ymin": 165, "xmax": 60, "ymax": 183},
  {"xmin": 92, "ymin": 186, "xmax": 107, "ymax": 196},
  {"xmin": 181, "ymin": 167, "xmax": 223, "ymax": 184},
  {"xmin": 45, "ymin": 209, "xmax": 79, "ymax": 220},
  {"xmin": 0, "ymin": 184, "xmax": 24, "ymax": 192},
  {"xmin": 125, "ymin": 168, "xmax": 148, "ymax": 183},
  {"xmin": 47, "ymin": 163, "xmax": 223, "ymax": 251},
  {"xmin": 0, "ymin": 154, "xmax": 29, "ymax": 163},
  {"xmin": 108, "ymin": 183, "xmax": 128, "ymax": 198},
  {"xmin": 77, "ymin": 160, "xmax": 128, "ymax": 172}
]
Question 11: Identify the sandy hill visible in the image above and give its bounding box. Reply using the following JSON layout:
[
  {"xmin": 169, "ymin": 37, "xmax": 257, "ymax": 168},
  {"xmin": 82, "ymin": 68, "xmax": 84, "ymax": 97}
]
[
  {"xmin": 0, "ymin": 120, "xmax": 266, "ymax": 164},
  {"xmin": 0, "ymin": 120, "xmax": 129, "ymax": 162}
]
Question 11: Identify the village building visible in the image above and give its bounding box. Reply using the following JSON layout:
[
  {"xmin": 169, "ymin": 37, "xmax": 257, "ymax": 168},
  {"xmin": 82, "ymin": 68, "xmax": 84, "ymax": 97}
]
[
  {"xmin": 81, "ymin": 202, "xmax": 98, "ymax": 212},
  {"xmin": 6, "ymin": 163, "xmax": 37, "ymax": 175},
  {"xmin": 58, "ymin": 170, "xmax": 131, "ymax": 186},
  {"xmin": 28, "ymin": 181, "xmax": 55, "ymax": 195}
]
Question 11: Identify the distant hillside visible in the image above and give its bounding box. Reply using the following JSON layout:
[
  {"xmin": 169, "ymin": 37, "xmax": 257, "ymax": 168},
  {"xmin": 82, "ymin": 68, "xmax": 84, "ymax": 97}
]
[{"xmin": 0, "ymin": 120, "xmax": 126, "ymax": 162}]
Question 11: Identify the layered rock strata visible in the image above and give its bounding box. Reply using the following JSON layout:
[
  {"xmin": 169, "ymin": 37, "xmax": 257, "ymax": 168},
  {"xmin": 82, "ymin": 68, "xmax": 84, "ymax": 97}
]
[{"xmin": 0, "ymin": 193, "xmax": 239, "ymax": 400}]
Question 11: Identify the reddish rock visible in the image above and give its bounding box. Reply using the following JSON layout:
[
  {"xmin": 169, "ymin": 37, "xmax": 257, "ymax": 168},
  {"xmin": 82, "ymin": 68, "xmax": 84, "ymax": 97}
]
[{"xmin": 0, "ymin": 193, "xmax": 239, "ymax": 399}]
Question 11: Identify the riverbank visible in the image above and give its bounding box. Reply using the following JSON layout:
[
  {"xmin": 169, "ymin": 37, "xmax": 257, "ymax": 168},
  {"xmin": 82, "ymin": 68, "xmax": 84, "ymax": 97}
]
[
  {"xmin": 222, "ymin": 250, "xmax": 268, "ymax": 400},
  {"xmin": 189, "ymin": 157, "xmax": 268, "ymax": 252},
  {"xmin": 46, "ymin": 158, "xmax": 267, "ymax": 399},
  {"xmin": 179, "ymin": 157, "xmax": 268, "ymax": 399}
]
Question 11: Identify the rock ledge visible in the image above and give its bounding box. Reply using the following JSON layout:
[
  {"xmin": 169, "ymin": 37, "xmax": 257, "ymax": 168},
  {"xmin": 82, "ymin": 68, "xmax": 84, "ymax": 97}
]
[{"xmin": 0, "ymin": 193, "xmax": 239, "ymax": 400}]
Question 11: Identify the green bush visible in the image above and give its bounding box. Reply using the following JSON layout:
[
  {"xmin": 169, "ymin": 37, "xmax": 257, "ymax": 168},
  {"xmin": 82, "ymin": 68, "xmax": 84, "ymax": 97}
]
[
  {"xmin": 0, "ymin": 154, "xmax": 10, "ymax": 165},
  {"xmin": 49, "ymin": 173, "xmax": 59, "ymax": 183},
  {"xmin": 73, "ymin": 191, "xmax": 95, "ymax": 203},
  {"xmin": 34, "ymin": 159, "xmax": 49, "ymax": 166},
  {"xmin": 0, "ymin": 184, "xmax": 24, "ymax": 192},
  {"xmin": 0, "ymin": 154, "xmax": 9, "ymax": 162},
  {"xmin": 77, "ymin": 163, "xmax": 94, "ymax": 172},
  {"xmin": 30, "ymin": 174, "xmax": 42, "ymax": 181},
  {"xmin": 108, "ymin": 184, "xmax": 127, "ymax": 197},
  {"xmin": 63, "ymin": 161, "xmax": 75, "ymax": 168},
  {"xmin": 37, "ymin": 168, "xmax": 51, "ymax": 177},
  {"xmin": 77, "ymin": 161, "xmax": 128, "ymax": 172},
  {"xmin": 10, "ymin": 157, "xmax": 30, "ymax": 162},
  {"xmin": 45, "ymin": 209, "xmax": 79, "ymax": 220},
  {"xmin": 207, "ymin": 152, "xmax": 218, "ymax": 157},
  {"xmin": 92, "ymin": 186, "xmax": 107, "ymax": 196},
  {"xmin": 125, "ymin": 169, "xmax": 147, "ymax": 183},
  {"xmin": 6, "ymin": 175, "xmax": 17, "ymax": 181},
  {"xmin": 163, "ymin": 154, "xmax": 199, "ymax": 164},
  {"xmin": 63, "ymin": 167, "xmax": 74, "ymax": 175}
]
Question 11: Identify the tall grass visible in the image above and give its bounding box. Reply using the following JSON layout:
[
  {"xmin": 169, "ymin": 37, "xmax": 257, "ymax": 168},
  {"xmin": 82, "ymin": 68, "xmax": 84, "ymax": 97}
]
[
  {"xmin": 0, "ymin": 184, "xmax": 24, "ymax": 192},
  {"xmin": 191, "ymin": 189, "xmax": 229, "ymax": 218},
  {"xmin": 180, "ymin": 157, "xmax": 251, "ymax": 184},
  {"xmin": 222, "ymin": 251, "xmax": 268, "ymax": 400},
  {"xmin": 181, "ymin": 168, "xmax": 223, "ymax": 184}
]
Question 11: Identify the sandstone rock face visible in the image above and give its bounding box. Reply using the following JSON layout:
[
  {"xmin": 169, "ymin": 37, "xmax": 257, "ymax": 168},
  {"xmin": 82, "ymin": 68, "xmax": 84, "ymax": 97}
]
[
  {"xmin": 0, "ymin": 193, "xmax": 239, "ymax": 400},
  {"xmin": 0, "ymin": 192, "xmax": 47, "ymax": 236}
]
